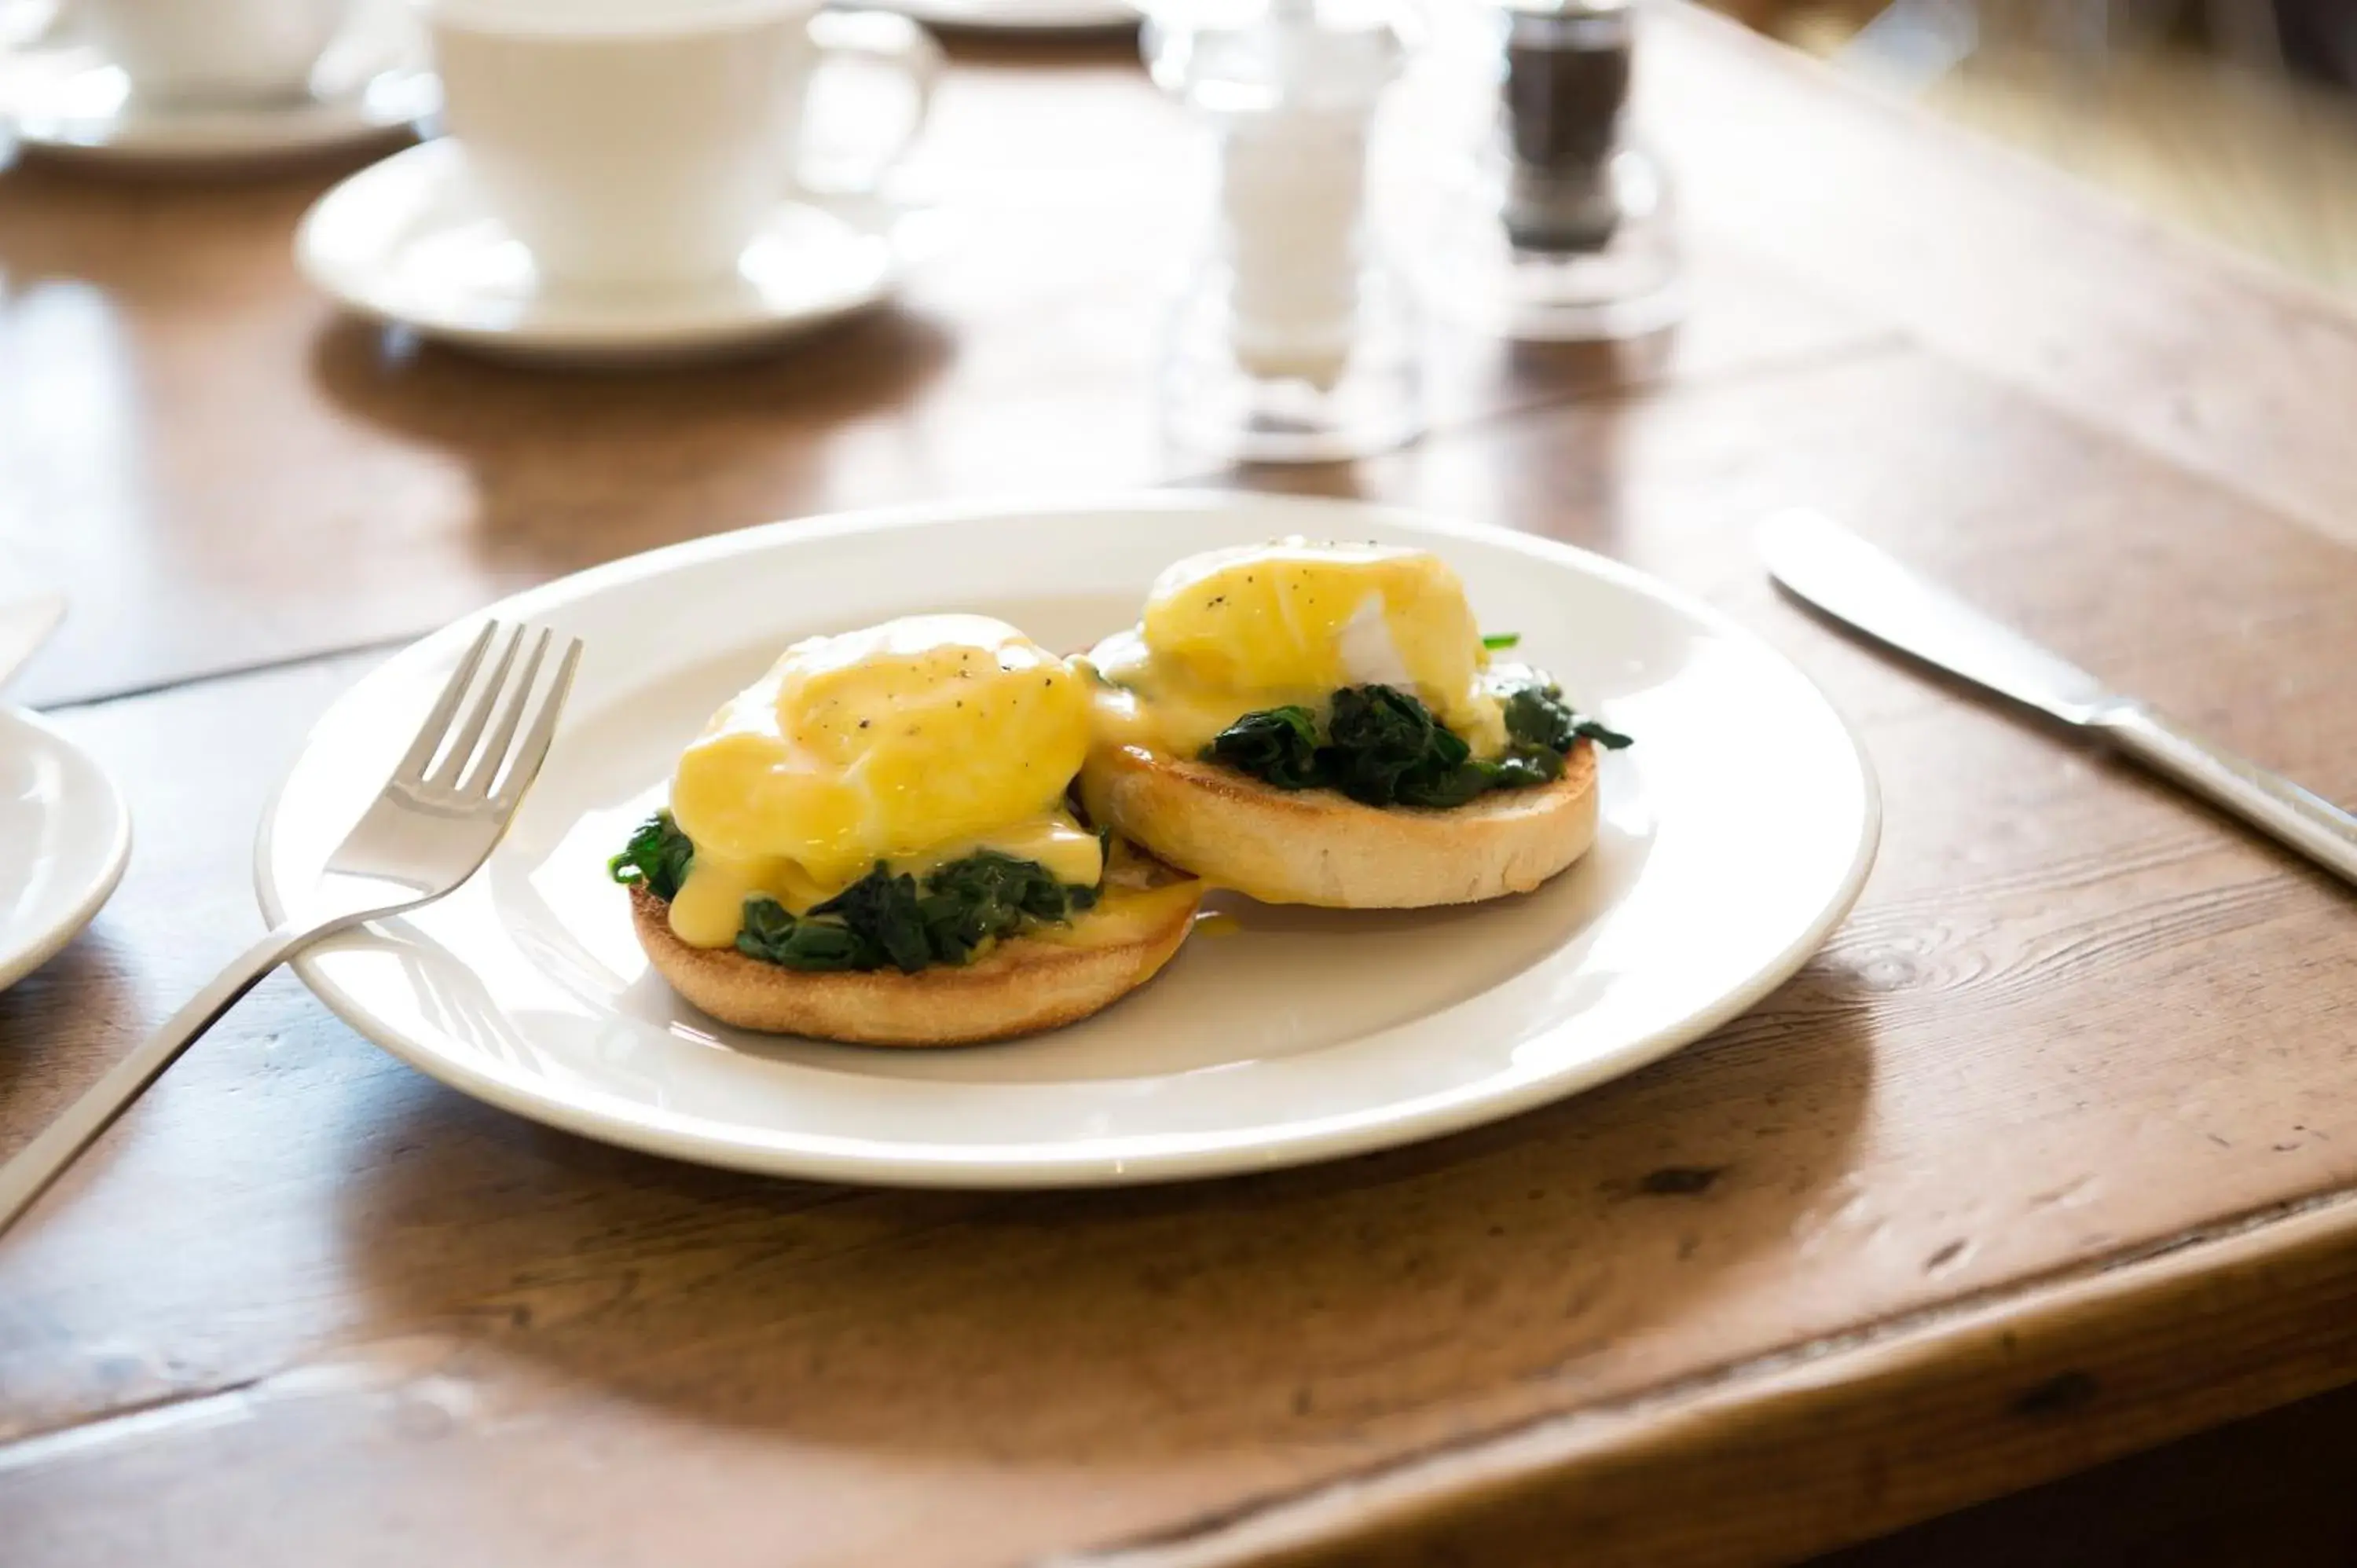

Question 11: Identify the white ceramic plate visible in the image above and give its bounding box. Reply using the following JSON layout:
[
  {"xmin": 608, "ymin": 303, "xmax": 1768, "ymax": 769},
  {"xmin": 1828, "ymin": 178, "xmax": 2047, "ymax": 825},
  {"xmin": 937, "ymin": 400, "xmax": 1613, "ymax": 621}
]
[
  {"xmin": 296, "ymin": 140, "xmax": 907, "ymax": 365},
  {"xmin": 0, "ymin": 707, "xmax": 131, "ymax": 991},
  {"xmin": 256, "ymin": 494, "xmax": 1879, "ymax": 1188}
]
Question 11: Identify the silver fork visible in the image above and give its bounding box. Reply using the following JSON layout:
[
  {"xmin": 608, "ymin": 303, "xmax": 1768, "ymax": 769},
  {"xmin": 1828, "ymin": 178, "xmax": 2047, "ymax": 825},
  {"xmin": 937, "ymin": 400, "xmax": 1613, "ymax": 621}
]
[{"xmin": 0, "ymin": 621, "xmax": 582, "ymax": 1237}]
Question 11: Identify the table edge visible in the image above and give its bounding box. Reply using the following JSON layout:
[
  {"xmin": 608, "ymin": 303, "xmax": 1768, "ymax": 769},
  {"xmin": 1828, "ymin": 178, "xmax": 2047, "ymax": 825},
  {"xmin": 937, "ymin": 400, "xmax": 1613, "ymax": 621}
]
[{"xmin": 1068, "ymin": 1175, "xmax": 2357, "ymax": 1566}]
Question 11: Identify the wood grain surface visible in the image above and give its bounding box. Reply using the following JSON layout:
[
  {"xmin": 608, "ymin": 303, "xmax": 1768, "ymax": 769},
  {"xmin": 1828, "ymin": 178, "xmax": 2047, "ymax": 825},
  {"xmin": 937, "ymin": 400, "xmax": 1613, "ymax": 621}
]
[{"xmin": 2, "ymin": 8, "xmax": 2356, "ymax": 1567}]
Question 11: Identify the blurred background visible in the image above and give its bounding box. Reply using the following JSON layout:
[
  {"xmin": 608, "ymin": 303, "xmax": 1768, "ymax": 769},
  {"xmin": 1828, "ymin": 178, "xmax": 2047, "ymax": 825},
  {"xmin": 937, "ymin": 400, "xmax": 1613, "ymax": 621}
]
[{"xmin": 1703, "ymin": 0, "xmax": 2357, "ymax": 297}]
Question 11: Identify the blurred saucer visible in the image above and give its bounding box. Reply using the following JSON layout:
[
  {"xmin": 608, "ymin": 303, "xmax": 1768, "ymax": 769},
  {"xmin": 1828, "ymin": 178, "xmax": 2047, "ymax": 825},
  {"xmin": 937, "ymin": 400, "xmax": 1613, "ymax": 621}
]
[
  {"xmin": 869, "ymin": 0, "xmax": 1138, "ymax": 34},
  {"xmin": 0, "ymin": 707, "xmax": 130, "ymax": 992},
  {"xmin": 0, "ymin": 2, "xmax": 434, "ymax": 163},
  {"xmin": 296, "ymin": 139, "xmax": 908, "ymax": 365}
]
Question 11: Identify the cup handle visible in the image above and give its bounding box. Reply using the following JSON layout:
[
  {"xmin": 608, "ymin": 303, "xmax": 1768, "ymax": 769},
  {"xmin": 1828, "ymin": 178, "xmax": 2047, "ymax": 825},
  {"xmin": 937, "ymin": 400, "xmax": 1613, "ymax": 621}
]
[{"xmin": 799, "ymin": 8, "xmax": 943, "ymax": 196}]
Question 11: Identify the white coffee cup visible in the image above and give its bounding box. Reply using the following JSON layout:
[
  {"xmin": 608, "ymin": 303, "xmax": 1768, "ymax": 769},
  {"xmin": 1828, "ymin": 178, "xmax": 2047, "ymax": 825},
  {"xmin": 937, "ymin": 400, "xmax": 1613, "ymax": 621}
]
[
  {"xmin": 79, "ymin": 0, "xmax": 357, "ymax": 105},
  {"xmin": 424, "ymin": 0, "xmax": 940, "ymax": 291}
]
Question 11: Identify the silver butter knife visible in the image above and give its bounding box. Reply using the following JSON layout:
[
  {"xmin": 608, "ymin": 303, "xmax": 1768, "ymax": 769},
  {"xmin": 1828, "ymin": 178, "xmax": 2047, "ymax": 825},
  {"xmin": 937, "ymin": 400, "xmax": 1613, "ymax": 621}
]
[
  {"xmin": 0, "ymin": 593, "xmax": 64, "ymax": 693},
  {"xmin": 1760, "ymin": 511, "xmax": 2357, "ymax": 889}
]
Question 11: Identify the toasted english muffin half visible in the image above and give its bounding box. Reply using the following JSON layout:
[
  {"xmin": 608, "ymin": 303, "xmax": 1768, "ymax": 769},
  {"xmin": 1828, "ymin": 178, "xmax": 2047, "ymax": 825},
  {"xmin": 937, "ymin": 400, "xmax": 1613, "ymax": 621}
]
[
  {"xmin": 629, "ymin": 860, "xmax": 1202, "ymax": 1046},
  {"xmin": 1079, "ymin": 739, "xmax": 1599, "ymax": 909}
]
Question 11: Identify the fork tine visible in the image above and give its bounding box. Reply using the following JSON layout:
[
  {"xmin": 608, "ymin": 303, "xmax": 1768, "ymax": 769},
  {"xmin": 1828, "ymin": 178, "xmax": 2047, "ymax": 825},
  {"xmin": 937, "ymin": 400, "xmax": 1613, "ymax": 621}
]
[
  {"xmin": 460, "ymin": 628, "xmax": 551, "ymax": 797},
  {"xmin": 394, "ymin": 621, "xmax": 498, "ymax": 784},
  {"xmin": 492, "ymin": 638, "xmax": 581, "ymax": 808},
  {"xmin": 426, "ymin": 624, "xmax": 524, "ymax": 789}
]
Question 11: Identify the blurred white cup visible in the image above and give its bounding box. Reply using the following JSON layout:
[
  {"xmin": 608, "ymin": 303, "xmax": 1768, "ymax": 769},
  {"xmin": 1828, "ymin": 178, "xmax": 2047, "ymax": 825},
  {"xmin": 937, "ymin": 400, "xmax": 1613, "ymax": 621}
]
[
  {"xmin": 79, "ymin": 0, "xmax": 356, "ymax": 104},
  {"xmin": 424, "ymin": 0, "xmax": 940, "ymax": 292}
]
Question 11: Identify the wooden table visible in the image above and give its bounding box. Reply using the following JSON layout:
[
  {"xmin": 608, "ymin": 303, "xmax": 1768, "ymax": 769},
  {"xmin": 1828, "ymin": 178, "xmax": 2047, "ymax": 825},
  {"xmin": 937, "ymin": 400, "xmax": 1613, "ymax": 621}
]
[{"xmin": 5, "ymin": 9, "xmax": 2355, "ymax": 1564}]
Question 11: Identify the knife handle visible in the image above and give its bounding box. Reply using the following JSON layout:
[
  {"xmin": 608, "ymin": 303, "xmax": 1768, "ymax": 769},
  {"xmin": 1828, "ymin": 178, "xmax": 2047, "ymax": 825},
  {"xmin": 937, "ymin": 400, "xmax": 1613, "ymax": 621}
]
[{"xmin": 2091, "ymin": 702, "xmax": 2357, "ymax": 889}]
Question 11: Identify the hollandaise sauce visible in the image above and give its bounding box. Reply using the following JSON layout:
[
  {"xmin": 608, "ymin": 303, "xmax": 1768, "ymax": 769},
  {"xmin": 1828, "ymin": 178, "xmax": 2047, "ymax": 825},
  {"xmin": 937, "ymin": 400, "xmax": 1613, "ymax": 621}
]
[
  {"xmin": 1085, "ymin": 539, "xmax": 1508, "ymax": 759},
  {"xmin": 662, "ymin": 616, "xmax": 1105, "ymax": 951}
]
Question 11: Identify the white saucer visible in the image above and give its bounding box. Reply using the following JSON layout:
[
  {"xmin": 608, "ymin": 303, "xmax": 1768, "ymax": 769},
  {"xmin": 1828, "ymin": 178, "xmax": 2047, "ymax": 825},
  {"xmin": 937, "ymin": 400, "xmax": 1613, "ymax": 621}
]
[
  {"xmin": 0, "ymin": 707, "xmax": 131, "ymax": 992},
  {"xmin": 257, "ymin": 493, "xmax": 1879, "ymax": 1189},
  {"xmin": 296, "ymin": 139, "xmax": 907, "ymax": 364},
  {"xmin": 0, "ymin": 5, "xmax": 434, "ymax": 163},
  {"xmin": 871, "ymin": 0, "xmax": 1138, "ymax": 34}
]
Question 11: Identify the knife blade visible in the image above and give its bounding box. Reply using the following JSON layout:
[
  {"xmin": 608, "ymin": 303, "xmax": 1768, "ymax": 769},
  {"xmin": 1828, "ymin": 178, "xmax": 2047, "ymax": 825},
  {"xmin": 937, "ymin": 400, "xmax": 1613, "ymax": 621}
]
[
  {"xmin": 1758, "ymin": 511, "xmax": 2113, "ymax": 723},
  {"xmin": 1758, "ymin": 511, "xmax": 2357, "ymax": 889},
  {"xmin": 0, "ymin": 593, "xmax": 63, "ymax": 694}
]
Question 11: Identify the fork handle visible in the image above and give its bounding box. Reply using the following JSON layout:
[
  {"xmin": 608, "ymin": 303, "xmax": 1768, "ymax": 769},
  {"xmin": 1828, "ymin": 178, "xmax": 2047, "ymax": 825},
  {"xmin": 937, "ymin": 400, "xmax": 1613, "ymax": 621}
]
[{"xmin": 0, "ymin": 924, "xmax": 312, "ymax": 1238}]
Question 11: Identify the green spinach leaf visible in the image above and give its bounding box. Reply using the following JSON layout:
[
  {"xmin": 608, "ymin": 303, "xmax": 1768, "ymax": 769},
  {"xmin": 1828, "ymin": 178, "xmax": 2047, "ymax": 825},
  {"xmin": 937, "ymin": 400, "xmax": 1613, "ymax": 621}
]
[
  {"xmin": 917, "ymin": 851, "xmax": 1095, "ymax": 965},
  {"xmin": 1201, "ymin": 675, "xmax": 1630, "ymax": 810},
  {"xmin": 812, "ymin": 865, "xmax": 935, "ymax": 974},
  {"xmin": 608, "ymin": 811, "xmax": 694, "ymax": 899},
  {"xmin": 1200, "ymin": 704, "xmax": 1322, "ymax": 788},
  {"xmin": 1324, "ymin": 685, "xmax": 1486, "ymax": 808},
  {"xmin": 737, "ymin": 896, "xmax": 872, "ymax": 971},
  {"xmin": 1501, "ymin": 680, "xmax": 1633, "ymax": 754}
]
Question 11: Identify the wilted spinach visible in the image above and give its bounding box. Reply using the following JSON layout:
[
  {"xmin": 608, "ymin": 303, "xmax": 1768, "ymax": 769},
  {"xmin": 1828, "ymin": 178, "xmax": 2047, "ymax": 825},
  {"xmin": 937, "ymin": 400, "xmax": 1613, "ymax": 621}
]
[
  {"xmin": 1202, "ymin": 675, "xmax": 1629, "ymax": 809},
  {"xmin": 1199, "ymin": 704, "xmax": 1321, "ymax": 789},
  {"xmin": 1499, "ymin": 680, "xmax": 1633, "ymax": 756},
  {"xmin": 736, "ymin": 852, "xmax": 1098, "ymax": 973},
  {"xmin": 607, "ymin": 811, "xmax": 695, "ymax": 899}
]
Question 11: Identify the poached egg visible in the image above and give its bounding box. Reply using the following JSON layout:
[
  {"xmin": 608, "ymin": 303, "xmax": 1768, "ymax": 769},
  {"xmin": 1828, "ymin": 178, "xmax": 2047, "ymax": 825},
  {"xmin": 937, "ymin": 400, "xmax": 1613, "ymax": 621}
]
[
  {"xmin": 1084, "ymin": 539, "xmax": 1508, "ymax": 760},
  {"xmin": 665, "ymin": 615, "xmax": 1104, "ymax": 950}
]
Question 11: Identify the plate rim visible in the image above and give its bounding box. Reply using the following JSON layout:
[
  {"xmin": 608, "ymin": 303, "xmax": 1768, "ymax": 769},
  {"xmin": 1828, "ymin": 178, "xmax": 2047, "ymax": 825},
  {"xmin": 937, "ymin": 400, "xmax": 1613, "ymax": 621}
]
[
  {"xmin": 875, "ymin": 0, "xmax": 1138, "ymax": 34},
  {"xmin": 4, "ymin": 47, "xmax": 431, "ymax": 161},
  {"xmin": 0, "ymin": 705, "xmax": 133, "ymax": 992},
  {"xmin": 253, "ymin": 489, "xmax": 1882, "ymax": 1187}
]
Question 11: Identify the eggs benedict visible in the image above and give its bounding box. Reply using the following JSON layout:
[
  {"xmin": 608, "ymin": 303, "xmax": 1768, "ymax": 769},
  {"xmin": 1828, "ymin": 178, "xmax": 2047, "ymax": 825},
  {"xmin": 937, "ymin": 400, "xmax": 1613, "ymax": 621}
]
[
  {"xmin": 613, "ymin": 615, "xmax": 1200, "ymax": 1045},
  {"xmin": 1079, "ymin": 540, "xmax": 1630, "ymax": 908}
]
